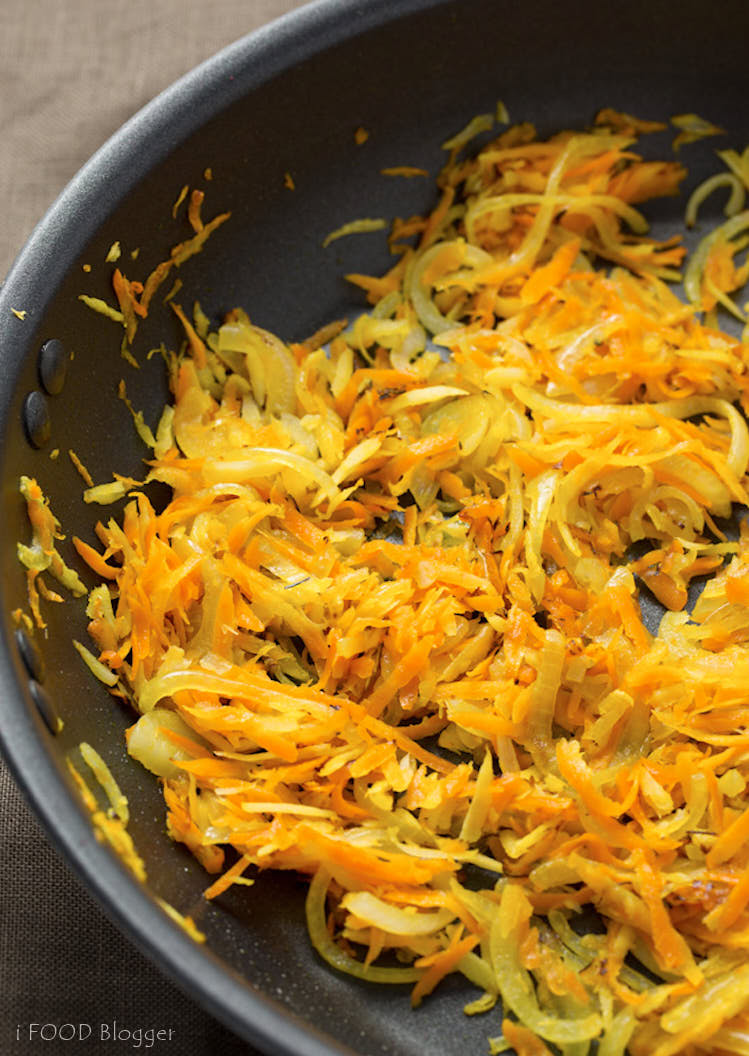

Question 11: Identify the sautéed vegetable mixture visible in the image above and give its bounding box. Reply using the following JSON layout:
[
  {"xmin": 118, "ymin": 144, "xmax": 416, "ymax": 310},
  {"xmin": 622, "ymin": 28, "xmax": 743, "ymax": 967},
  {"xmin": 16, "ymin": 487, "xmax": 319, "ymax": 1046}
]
[{"xmin": 20, "ymin": 107, "xmax": 749, "ymax": 1055}]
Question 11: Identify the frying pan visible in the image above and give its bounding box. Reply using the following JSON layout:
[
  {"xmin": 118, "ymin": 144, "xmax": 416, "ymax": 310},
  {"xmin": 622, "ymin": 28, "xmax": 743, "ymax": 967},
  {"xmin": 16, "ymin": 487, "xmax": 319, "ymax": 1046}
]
[{"xmin": 1, "ymin": 0, "xmax": 748, "ymax": 1052}]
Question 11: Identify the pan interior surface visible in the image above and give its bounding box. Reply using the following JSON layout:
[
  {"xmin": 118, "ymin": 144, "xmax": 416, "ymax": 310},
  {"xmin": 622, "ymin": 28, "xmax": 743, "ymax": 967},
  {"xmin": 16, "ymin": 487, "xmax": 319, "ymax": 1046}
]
[{"xmin": 1, "ymin": 0, "xmax": 749, "ymax": 1053}]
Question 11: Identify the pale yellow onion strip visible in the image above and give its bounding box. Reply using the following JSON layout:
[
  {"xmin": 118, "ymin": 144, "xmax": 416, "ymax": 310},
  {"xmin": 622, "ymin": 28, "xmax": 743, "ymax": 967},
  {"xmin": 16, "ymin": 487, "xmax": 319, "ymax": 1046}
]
[
  {"xmin": 154, "ymin": 405, "xmax": 176, "ymax": 459},
  {"xmin": 156, "ymin": 898, "xmax": 205, "ymax": 944},
  {"xmin": 79, "ymin": 742, "xmax": 129, "ymax": 826},
  {"xmin": 240, "ymin": 802, "xmax": 337, "ymax": 819},
  {"xmin": 525, "ymin": 628, "xmax": 566, "ymax": 765},
  {"xmin": 597, "ymin": 1008, "xmax": 637, "ymax": 1056},
  {"xmin": 475, "ymin": 132, "xmax": 631, "ymax": 175},
  {"xmin": 702, "ymin": 273, "xmax": 748, "ymax": 322},
  {"xmin": 531, "ymin": 860, "xmax": 584, "ymax": 892},
  {"xmin": 488, "ymin": 897, "xmax": 602, "ymax": 1043},
  {"xmin": 370, "ymin": 290, "xmax": 401, "ymax": 319},
  {"xmin": 140, "ymin": 662, "xmax": 340, "ymax": 716},
  {"xmin": 465, "ymin": 191, "xmax": 649, "ymax": 245},
  {"xmin": 640, "ymin": 485, "xmax": 714, "ymax": 541},
  {"xmin": 458, "ymin": 749, "xmax": 494, "ymax": 844},
  {"xmin": 683, "ymin": 399, "xmax": 747, "ymax": 478},
  {"xmin": 455, "ymin": 950, "xmax": 498, "ymax": 995},
  {"xmin": 658, "ymin": 963, "xmax": 749, "ymax": 1042},
  {"xmin": 217, "ymin": 322, "xmax": 297, "ymax": 414},
  {"xmin": 83, "ymin": 480, "xmax": 131, "ymax": 505},
  {"xmin": 556, "ymin": 321, "xmax": 615, "ymax": 371},
  {"xmin": 470, "ymin": 137, "xmax": 576, "ymax": 287},
  {"xmin": 223, "ymin": 328, "xmax": 265, "ymax": 407},
  {"xmin": 706, "ymin": 1028, "xmax": 749, "ymax": 1056},
  {"xmin": 581, "ymin": 203, "xmax": 646, "ymax": 253},
  {"xmin": 386, "ymin": 385, "xmax": 468, "ymax": 415},
  {"xmin": 73, "ymin": 639, "xmax": 119, "ymax": 687},
  {"xmin": 583, "ymin": 689, "xmax": 634, "ymax": 749},
  {"xmin": 138, "ymin": 668, "xmax": 254, "ymax": 713},
  {"xmin": 523, "ymin": 468, "xmax": 560, "ymax": 602},
  {"xmin": 348, "ymin": 314, "xmax": 410, "ymax": 351},
  {"xmin": 502, "ymin": 460, "xmax": 525, "ymax": 552},
  {"xmin": 552, "ymin": 448, "xmax": 617, "ymax": 556},
  {"xmin": 331, "ymin": 436, "xmax": 383, "ymax": 486},
  {"xmin": 441, "ymin": 112, "xmax": 495, "ymax": 152},
  {"xmin": 718, "ymin": 146, "xmax": 749, "ymax": 189},
  {"xmin": 509, "ymin": 170, "xmax": 576, "ymax": 271},
  {"xmin": 654, "ymin": 452, "xmax": 733, "ymax": 511},
  {"xmin": 128, "ymin": 708, "xmax": 206, "ymax": 780},
  {"xmin": 407, "ymin": 241, "xmax": 493, "ymax": 335},
  {"xmin": 395, "ymin": 325, "xmax": 426, "ymax": 369},
  {"xmin": 78, "ymin": 294, "xmax": 124, "ymax": 324},
  {"xmin": 421, "ymin": 395, "xmax": 491, "ymax": 457},
  {"xmin": 684, "ymin": 210, "xmax": 749, "ymax": 306},
  {"xmin": 200, "ymin": 448, "xmax": 340, "ymax": 500},
  {"xmin": 305, "ymin": 869, "xmax": 422, "ymax": 984},
  {"xmin": 341, "ymin": 891, "xmax": 455, "ymax": 936},
  {"xmin": 512, "ymin": 385, "xmax": 749, "ymax": 477},
  {"xmin": 500, "ymin": 823, "xmax": 553, "ymax": 860},
  {"xmin": 685, "ymin": 172, "xmax": 745, "ymax": 228},
  {"xmin": 665, "ymin": 771, "xmax": 709, "ymax": 842}
]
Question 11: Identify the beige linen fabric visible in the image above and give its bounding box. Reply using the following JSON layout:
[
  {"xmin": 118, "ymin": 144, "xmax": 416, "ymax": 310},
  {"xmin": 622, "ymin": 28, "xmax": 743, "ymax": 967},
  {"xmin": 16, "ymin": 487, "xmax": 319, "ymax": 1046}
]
[
  {"xmin": 0, "ymin": 2, "xmax": 306, "ymax": 1053},
  {"xmin": 0, "ymin": 0, "xmax": 306, "ymax": 279}
]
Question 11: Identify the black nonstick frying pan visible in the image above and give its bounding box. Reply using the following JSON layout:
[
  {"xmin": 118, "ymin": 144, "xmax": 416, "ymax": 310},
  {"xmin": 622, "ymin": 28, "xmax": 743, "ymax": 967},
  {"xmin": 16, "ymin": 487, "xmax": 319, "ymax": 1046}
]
[{"xmin": 1, "ymin": 1, "xmax": 748, "ymax": 1053}]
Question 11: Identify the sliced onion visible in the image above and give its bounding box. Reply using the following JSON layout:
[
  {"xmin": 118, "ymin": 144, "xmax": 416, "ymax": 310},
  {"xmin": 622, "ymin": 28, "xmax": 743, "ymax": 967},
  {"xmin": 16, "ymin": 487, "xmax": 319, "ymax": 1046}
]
[
  {"xmin": 387, "ymin": 385, "xmax": 468, "ymax": 415},
  {"xmin": 526, "ymin": 629, "xmax": 565, "ymax": 763},
  {"xmin": 341, "ymin": 891, "xmax": 455, "ymax": 936},
  {"xmin": 421, "ymin": 393, "xmax": 493, "ymax": 456},
  {"xmin": 685, "ymin": 173, "xmax": 745, "ymax": 228},
  {"xmin": 217, "ymin": 320, "xmax": 296, "ymax": 414},
  {"xmin": 407, "ymin": 241, "xmax": 493, "ymax": 335},
  {"xmin": 684, "ymin": 210, "xmax": 749, "ymax": 307},
  {"xmin": 127, "ymin": 707, "xmax": 207, "ymax": 778},
  {"xmin": 306, "ymin": 869, "xmax": 422, "ymax": 983},
  {"xmin": 489, "ymin": 893, "xmax": 603, "ymax": 1044},
  {"xmin": 201, "ymin": 448, "xmax": 339, "ymax": 500}
]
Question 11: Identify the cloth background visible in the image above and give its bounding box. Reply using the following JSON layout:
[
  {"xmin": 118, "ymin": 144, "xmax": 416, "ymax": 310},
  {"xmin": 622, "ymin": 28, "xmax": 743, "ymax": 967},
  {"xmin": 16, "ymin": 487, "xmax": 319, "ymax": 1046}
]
[{"xmin": 0, "ymin": 2, "xmax": 307, "ymax": 1053}]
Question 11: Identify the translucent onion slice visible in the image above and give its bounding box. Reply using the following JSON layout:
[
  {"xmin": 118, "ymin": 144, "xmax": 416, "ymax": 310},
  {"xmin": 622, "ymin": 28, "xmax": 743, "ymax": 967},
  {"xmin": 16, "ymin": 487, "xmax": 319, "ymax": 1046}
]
[
  {"xmin": 421, "ymin": 393, "xmax": 493, "ymax": 457},
  {"xmin": 217, "ymin": 321, "xmax": 296, "ymax": 414},
  {"xmin": 387, "ymin": 385, "xmax": 468, "ymax": 415},
  {"xmin": 489, "ymin": 896, "xmax": 603, "ymax": 1043},
  {"xmin": 306, "ymin": 869, "xmax": 423, "ymax": 983},
  {"xmin": 684, "ymin": 210, "xmax": 749, "ymax": 307},
  {"xmin": 201, "ymin": 448, "xmax": 339, "ymax": 500},
  {"xmin": 659, "ymin": 963, "xmax": 749, "ymax": 1037},
  {"xmin": 79, "ymin": 742, "xmax": 130, "ymax": 825},
  {"xmin": 685, "ymin": 173, "xmax": 745, "ymax": 228},
  {"xmin": 128, "ymin": 707, "xmax": 206, "ymax": 779},
  {"xmin": 341, "ymin": 891, "xmax": 455, "ymax": 936},
  {"xmin": 407, "ymin": 241, "xmax": 493, "ymax": 334}
]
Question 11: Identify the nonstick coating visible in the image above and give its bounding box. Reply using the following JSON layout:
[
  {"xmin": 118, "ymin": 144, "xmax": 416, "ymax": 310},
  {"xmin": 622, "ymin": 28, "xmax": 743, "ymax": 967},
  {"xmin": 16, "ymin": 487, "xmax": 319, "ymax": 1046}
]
[{"xmin": 1, "ymin": 1, "xmax": 748, "ymax": 1053}]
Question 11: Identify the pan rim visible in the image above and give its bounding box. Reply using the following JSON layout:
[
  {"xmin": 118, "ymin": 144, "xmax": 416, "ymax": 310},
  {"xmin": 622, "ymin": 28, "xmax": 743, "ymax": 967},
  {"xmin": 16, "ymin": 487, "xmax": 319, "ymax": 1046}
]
[{"xmin": 0, "ymin": 1, "xmax": 450, "ymax": 1053}]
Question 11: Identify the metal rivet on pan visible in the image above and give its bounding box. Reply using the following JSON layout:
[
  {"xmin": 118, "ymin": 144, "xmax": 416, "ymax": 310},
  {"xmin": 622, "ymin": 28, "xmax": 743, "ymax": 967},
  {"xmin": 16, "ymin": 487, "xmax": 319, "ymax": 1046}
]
[
  {"xmin": 38, "ymin": 338, "xmax": 67, "ymax": 396},
  {"xmin": 22, "ymin": 390, "xmax": 51, "ymax": 449},
  {"xmin": 29, "ymin": 679, "xmax": 62, "ymax": 735},
  {"xmin": 14, "ymin": 628, "xmax": 45, "ymax": 683}
]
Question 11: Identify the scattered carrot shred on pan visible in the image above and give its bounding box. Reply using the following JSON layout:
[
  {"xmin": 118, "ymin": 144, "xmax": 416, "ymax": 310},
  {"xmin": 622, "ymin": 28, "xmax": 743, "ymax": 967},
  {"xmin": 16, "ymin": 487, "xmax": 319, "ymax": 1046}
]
[
  {"xmin": 68, "ymin": 448, "xmax": 94, "ymax": 487},
  {"xmin": 79, "ymin": 185, "xmax": 231, "ymax": 355},
  {"xmin": 24, "ymin": 109, "xmax": 749, "ymax": 1053},
  {"xmin": 381, "ymin": 166, "xmax": 429, "ymax": 178}
]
